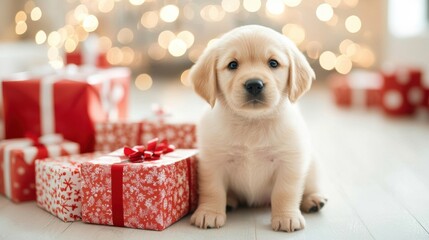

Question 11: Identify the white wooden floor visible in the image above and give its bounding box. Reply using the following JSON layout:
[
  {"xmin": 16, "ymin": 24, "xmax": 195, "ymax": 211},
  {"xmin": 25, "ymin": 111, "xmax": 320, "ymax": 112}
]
[{"xmin": 1, "ymin": 80, "xmax": 429, "ymax": 240}]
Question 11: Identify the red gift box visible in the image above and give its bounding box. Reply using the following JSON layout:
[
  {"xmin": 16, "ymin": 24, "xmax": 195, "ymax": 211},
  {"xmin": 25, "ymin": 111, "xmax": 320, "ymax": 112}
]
[
  {"xmin": 381, "ymin": 67, "xmax": 424, "ymax": 116},
  {"xmin": 1, "ymin": 66, "xmax": 130, "ymax": 152},
  {"xmin": 330, "ymin": 70, "xmax": 382, "ymax": 108},
  {"xmin": 94, "ymin": 122, "xmax": 141, "ymax": 153},
  {"xmin": 140, "ymin": 121, "xmax": 197, "ymax": 149},
  {"xmin": 0, "ymin": 135, "xmax": 79, "ymax": 202},
  {"xmin": 36, "ymin": 152, "xmax": 105, "ymax": 222},
  {"xmin": 81, "ymin": 148, "xmax": 198, "ymax": 230},
  {"xmin": 66, "ymin": 52, "xmax": 109, "ymax": 68},
  {"xmin": 94, "ymin": 121, "xmax": 197, "ymax": 153}
]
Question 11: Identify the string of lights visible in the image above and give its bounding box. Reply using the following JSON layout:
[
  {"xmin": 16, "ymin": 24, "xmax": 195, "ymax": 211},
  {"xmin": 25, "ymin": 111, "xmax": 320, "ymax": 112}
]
[{"xmin": 13, "ymin": 0, "xmax": 376, "ymax": 91}]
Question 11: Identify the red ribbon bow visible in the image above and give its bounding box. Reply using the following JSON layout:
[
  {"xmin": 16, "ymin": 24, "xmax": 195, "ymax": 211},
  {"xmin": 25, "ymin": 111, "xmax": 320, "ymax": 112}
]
[{"xmin": 123, "ymin": 138, "xmax": 175, "ymax": 162}]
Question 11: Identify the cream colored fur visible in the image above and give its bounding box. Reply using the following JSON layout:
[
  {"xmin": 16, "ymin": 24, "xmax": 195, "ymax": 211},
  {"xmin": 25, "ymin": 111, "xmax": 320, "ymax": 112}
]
[{"xmin": 189, "ymin": 25, "xmax": 327, "ymax": 232}]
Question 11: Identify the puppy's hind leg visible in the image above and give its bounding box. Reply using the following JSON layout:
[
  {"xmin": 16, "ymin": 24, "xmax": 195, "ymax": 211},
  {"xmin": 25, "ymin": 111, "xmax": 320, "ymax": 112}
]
[{"xmin": 300, "ymin": 156, "xmax": 328, "ymax": 213}]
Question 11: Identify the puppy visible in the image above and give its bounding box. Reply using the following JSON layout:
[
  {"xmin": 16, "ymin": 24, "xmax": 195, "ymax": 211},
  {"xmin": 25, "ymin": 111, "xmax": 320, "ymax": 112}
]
[{"xmin": 189, "ymin": 25, "xmax": 326, "ymax": 232}]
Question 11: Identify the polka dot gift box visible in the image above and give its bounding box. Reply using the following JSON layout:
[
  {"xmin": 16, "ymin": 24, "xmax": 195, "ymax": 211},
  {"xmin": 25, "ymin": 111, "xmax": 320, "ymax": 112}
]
[
  {"xmin": 81, "ymin": 141, "xmax": 198, "ymax": 231},
  {"xmin": 381, "ymin": 67, "xmax": 424, "ymax": 116},
  {"xmin": 35, "ymin": 152, "xmax": 105, "ymax": 222},
  {"xmin": 0, "ymin": 135, "xmax": 79, "ymax": 202}
]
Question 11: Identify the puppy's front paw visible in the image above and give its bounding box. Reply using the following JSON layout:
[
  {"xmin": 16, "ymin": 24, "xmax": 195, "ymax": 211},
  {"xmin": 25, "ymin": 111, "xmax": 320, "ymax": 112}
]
[
  {"xmin": 301, "ymin": 193, "xmax": 327, "ymax": 213},
  {"xmin": 190, "ymin": 208, "xmax": 226, "ymax": 229},
  {"xmin": 272, "ymin": 212, "xmax": 305, "ymax": 232}
]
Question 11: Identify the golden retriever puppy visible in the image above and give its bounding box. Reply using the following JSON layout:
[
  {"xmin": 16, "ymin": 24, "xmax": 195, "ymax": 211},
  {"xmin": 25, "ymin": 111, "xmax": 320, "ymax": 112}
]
[{"xmin": 189, "ymin": 25, "xmax": 327, "ymax": 232}]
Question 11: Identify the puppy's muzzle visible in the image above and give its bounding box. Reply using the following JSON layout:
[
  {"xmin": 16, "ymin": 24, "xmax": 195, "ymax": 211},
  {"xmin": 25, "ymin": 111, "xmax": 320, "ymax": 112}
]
[{"xmin": 244, "ymin": 79, "xmax": 264, "ymax": 96}]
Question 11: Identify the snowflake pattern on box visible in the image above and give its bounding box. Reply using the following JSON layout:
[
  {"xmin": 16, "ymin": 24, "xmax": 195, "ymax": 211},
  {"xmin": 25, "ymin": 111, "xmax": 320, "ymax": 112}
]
[
  {"xmin": 140, "ymin": 121, "xmax": 197, "ymax": 149},
  {"xmin": 80, "ymin": 149, "xmax": 198, "ymax": 230},
  {"xmin": 94, "ymin": 122, "xmax": 141, "ymax": 152},
  {"xmin": 35, "ymin": 152, "xmax": 104, "ymax": 222},
  {"xmin": 0, "ymin": 140, "xmax": 79, "ymax": 202}
]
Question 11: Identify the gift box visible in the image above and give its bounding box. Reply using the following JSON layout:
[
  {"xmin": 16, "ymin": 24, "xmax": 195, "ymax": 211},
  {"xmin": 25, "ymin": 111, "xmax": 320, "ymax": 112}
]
[
  {"xmin": 81, "ymin": 142, "xmax": 198, "ymax": 230},
  {"xmin": 140, "ymin": 121, "xmax": 197, "ymax": 149},
  {"xmin": 66, "ymin": 52, "xmax": 109, "ymax": 68},
  {"xmin": 0, "ymin": 66, "xmax": 130, "ymax": 152},
  {"xmin": 329, "ymin": 70, "xmax": 382, "ymax": 108},
  {"xmin": 0, "ymin": 135, "xmax": 79, "ymax": 202},
  {"xmin": 35, "ymin": 152, "xmax": 105, "ymax": 222},
  {"xmin": 94, "ymin": 122, "xmax": 141, "ymax": 153},
  {"xmin": 381, "ymin": 67, "xmax": 423, "ymax": 116},
  {"xmin": 94, "ymin": 121, "xmax": 197, "ymax": 153},
  {"xmin": 65, "ymin": 35, "xmax": 109, "ymax": 68}
]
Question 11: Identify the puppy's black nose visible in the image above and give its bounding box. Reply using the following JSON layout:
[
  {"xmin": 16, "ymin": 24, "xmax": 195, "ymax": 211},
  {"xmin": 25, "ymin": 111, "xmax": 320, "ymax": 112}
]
[{"xmin": 244, "ymin": 79, "xmax": 264, "ymax": 96}]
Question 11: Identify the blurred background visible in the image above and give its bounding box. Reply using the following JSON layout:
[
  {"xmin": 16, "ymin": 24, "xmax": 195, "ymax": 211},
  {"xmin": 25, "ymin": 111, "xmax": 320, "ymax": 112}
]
[
  {"xmin": 0, "ymin": 0, "xmax": 428, "ymax": 121},
  {"xmin": 1, "ymin": 0, "xmax": 428, "ymax": 79}
]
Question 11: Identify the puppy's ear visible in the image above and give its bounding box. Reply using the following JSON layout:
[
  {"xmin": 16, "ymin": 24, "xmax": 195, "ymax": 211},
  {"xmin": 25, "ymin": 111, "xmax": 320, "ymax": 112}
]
[
  {"xmin": 285, "ymin": 40, "xmax": 315, "ymax": 103},
  {"xmin": 189, "ymin": 45, "xmax": 218, "ymax": 108}
]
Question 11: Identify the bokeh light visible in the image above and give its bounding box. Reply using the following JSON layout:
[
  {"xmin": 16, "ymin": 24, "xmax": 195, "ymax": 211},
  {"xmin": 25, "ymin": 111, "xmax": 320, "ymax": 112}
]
[
  {"xmin": 30, "ymin": 7, "xmax": 42, "ymax": 21},
  {"xmin": 135, "ymin": 73, "xmax": 153, "ymax": 91},
  {"xmin": 99, "ymin": 36, "xmax": 112, "ymax": 53},
  {"xmin": 129, "ymin": 0, "xmax": 145, "ymax": 6},
  {"xmin": 222, "ymin": 0, "xmax": 240, "ymax": 13},
  {"xmin": 181, "ymin": 69, "xmax": 192, "ymax": 87},
  {"xmin": 316, "ymin": 3, "xmax": 334, "ymax": 22},
  {"xmin": 284, "ymin": 0, "xmax": 301, "ymax": 7},
  {"xmin": 266, "ymin": 0, "xmax": 285, "ymax": 15},
  {"xmin": 74, "ymin": 4, "xmax": 88, "ymax": 22},
  {"xmin": 343, "ymin": 0, "xmax": 359, "ymax": 8},
  {"xmin": 158, "ymin": 30, "xmax": 175, "ymax": 49},
  {"xmin": 345, "ymin": 15, "xmax": 362, "ymax": 33},
  {"xmin": 141, "ymin": 11, "xmax": 159, "ymax": 29},
  {"xmin": 282, "ymin": 24, "xmax": 306, "ymax": 45},
  {"xmin": 243, "ymin": 0, "xmax": 261, "ymax": 12},
  {"xmin": 82, "ymin": 15, "xmax": 99, "ymax": 32},
  {"xmin": 201, "ymin": 5, "xmax": 225, "ymax": 22},
  {"xmin": 15, "ymin": 11, "xmax": 27, "ymax": 23},
  {"xmin": 168, "ymin": 38, "xmax": 187, "ymax": 57},
  {"xmin": 121, "ymin": 47, "xmax": 135, "ymax": 65},
  {"xmin": 160, "ymin": 4, "xmax": 179, "ymax": 23},
  {"xmin": 47, "ymin": 31, "xmax": 61, "ymax": 47},
  {"xmin": 15, "ymin": 21, "xmax": 27, "ymax": 35},
  {"xmin": 335, "ymin": 55, "xmax": 353, "ymax": 74},
  {"xmin": 35, "ymin": 30, "xmax": 47, "ymax": 44},
  {"xmin": 117, "ymin": 28, "xmax": 134, "ymax": 44},
  {"xmin": 64, "ymin": 38, "xmax": 77, "ymax": 53},
  {"xmin": 98, "ymin": 0, "xmax": 115, "ymax": 13},
  {"xmin": 306, "ymin": 41, "xmax": 323, "ymax": 59},
  {"xmin": 107, "ymin": 47, "xmax": 123, "ymax": 65},
  {"xmin": 177, "ymin": 31, "xmax": 195, "ymax": 48},
  {"xmin": 148, "ymin": 43, "xmax": 167, "ymax": 60},
  {"xmin": 319, "ymin": 51, "xmax": 336, "ymax": 70}
]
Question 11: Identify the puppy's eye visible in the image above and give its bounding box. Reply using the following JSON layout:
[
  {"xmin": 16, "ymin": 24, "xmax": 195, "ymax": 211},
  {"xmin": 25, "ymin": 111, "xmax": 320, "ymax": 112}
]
[
  {"xmin": 269, "ymin": 59, "xmax": 279, "ymax": 68},
  {"xmin": 227, "ymin": 61, "xmax": 239, "ymax": 70}
]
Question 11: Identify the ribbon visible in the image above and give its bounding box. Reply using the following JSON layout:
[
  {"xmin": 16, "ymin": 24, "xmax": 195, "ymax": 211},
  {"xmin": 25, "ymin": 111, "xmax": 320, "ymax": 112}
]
[
  {"xmin": 123, "ymin": 138, "xmax": 175, "ymax": 162},
  {"xmin": 110, "ymin": 139, "xmax": 176, "ymax": 227}
]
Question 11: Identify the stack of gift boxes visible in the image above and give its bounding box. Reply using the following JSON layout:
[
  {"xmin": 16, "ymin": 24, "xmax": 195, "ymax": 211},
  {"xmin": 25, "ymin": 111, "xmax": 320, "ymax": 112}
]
[
  {"xmin": 0, "ymin": 63, "xmax": 199, "ymax": 231},
  {"xmin": 329, "ymin": 67, "xmax": 429, "ymax": 117}
]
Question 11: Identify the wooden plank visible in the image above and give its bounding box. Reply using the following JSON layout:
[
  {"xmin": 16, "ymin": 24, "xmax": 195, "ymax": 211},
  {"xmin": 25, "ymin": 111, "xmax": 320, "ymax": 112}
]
[{"xmin": 0, "ymin": 200, "xmax": 71, "ymax": 240}]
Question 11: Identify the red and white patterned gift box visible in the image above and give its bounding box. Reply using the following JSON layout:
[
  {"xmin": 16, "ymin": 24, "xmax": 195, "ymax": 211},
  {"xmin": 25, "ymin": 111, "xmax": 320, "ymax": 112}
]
[
  {"xmin": 0, "ymin": 65, "xmax": 130, "ymax": 152},
  {"xmin": 94, "ymin": 121, "xmax": 197, "ymax": 153},
  {"xmin": 330, "ymin": 70, "xmax": 382, "ymax": 108},
  {"xmin": 94, "ymin": 122, "xmax": 141, "ymax": 153},
  {"xmin": 81, "ymin": 147, "xmax": 198, "ymax": 230},
  {"xmin": 139, "ymin": 121, "xmax": 197, "ymax": 149},
  {"xmin": 35, "ymin": 152, "xmax": 105, "ymax": 222},
  {"xmin": 0, "ymin": 136, "xmax": 79, "ymax": 202},
  {"xmin": 381, "ymin": 67, "xmax": 423, "ymax": 116}
]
